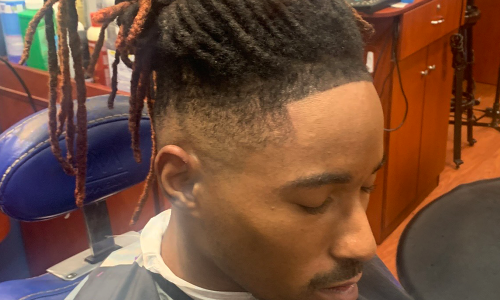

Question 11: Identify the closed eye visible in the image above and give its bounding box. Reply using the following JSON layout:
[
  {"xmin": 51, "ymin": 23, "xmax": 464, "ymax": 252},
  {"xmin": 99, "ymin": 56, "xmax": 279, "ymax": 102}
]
[
  {"xmin": 361, "ymin": 184, "xmax": 377, "ymax": 194},
  {"xmin": 301, "ymin": 196, "xmax": 334, "ymax": 215},
  {"xmin": 301, "ymin": 185, "xmax": 376, "ymax": 214}
]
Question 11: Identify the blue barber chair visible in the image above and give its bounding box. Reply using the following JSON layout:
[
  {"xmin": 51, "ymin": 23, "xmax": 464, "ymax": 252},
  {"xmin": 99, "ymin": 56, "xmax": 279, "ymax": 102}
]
[{"xmin": 0, "ymin": 95, "xmax": 152, "ymax": 300}]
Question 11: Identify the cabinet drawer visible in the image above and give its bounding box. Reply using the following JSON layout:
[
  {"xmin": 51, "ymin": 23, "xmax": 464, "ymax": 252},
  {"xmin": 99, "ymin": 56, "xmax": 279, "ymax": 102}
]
[{"xmin": 399, "ymin": 0, "xmax": 463, "ymax": 60}]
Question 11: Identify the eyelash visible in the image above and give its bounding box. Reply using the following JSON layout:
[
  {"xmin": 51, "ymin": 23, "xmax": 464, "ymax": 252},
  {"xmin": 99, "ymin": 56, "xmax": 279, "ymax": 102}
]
[
  {"xmin": 301, "ymin": 185, "xmax": 377, "ymax": 215},
  {"xmin": 361, "ymin": 184, "xmax": 377, "ymax": 194},
  {"xmin": 302, "ymin": 196, "xmax": 334, "ymax": 215}
]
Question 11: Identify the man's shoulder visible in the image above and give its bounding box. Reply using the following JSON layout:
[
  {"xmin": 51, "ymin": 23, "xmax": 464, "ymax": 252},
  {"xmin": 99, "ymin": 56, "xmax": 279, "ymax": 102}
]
[
  {"xmin": 65, "ymin": 239, "xmax": 161, "ymax": 300},
  {"xmin": 358, "ymin": 256, "xmax": 414, "ymax": 300},
  {"xmin": 71, "ymin": 262, "xmax": 161, "ymax": 300}
]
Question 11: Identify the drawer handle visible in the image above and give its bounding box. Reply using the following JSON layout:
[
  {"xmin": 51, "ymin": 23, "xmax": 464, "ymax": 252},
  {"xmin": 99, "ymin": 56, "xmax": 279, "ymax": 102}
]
[
  {"xmin": 428, "ymin": 65, "xmax": 436, "ymax": 70},
  {"xmin": 421, "ymin": 70, "xmax": 429, "ymax": 76},
  {"xmin": 431, "ymin": 18, "xmax": 445, "ymax": 25}
]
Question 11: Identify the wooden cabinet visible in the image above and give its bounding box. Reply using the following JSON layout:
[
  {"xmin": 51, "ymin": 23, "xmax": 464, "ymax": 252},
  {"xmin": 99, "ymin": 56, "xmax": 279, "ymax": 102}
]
[
  {"xmin": 399, "ymin": 0, "xmax": 463, "ymax": 60},
  {"xmin": 385, "ymin": 46, "xmax": 428, "ymax": 228},
  {"xmin": 364, "ymin": 0, "xmax": 461, "ymax": 243},
  {"xmin": 417, "ymin": 36, "xmax": 454, "ymax": 199},
  {"xmin": 473, "ymin": 0, "xmax": 500, "ymax": 85},
  {"xmin": 384, "ymin": 34, "xmax": 454, "ymax": 231}
]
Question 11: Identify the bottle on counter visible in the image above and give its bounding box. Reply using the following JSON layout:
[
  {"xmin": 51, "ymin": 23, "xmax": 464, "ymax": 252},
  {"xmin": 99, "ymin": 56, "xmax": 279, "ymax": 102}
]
[
  {"xmin": 105, "ymin": 18, "xmax": 133, "ymax": 93},
  {"xmin": 84, "ymin": 0, "xmax": 101, "ymax": 30},
  {"xmin": 70, "ymin": 22, "xmax": 89, "ymax": 79},
  {"xmin": 87, "ymin": 12, "xmax": 110, "ymax": 86},
  {"xmin": 75, "ymin": 0, "xmax": 87, "ymax": 28},
  {"xmin": 77, "ymin": 21, "xmax": 90, "ymax": 71},
  {"xmin": 102, "ymin": 0, "xmax": 133, "ymax": 92},
  {"xmin": 0, "ymin": 0, "xmax": 25, "ymax": 63},
  {"xmin": 18, "ymin": 0, "xmax": 49, "ymax": 70}
]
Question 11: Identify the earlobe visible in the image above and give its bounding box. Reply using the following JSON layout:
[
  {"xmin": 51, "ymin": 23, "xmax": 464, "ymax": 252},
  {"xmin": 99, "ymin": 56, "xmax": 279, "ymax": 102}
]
[{"xmin": 155, "ymin": 145, "xmax": 200, "ymax": 212}]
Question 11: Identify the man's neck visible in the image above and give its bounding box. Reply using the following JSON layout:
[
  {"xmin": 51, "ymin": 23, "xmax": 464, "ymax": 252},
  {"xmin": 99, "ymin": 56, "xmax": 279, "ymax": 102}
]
[{"xmin": 160, "ymin": 211, "xmax": 246, "ymax": 292}]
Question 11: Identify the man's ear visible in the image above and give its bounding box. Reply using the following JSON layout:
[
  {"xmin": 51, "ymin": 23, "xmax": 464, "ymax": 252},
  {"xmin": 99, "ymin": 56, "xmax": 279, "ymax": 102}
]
[{"xmin": 155, "ymin": 145, "xmax": 200, "ymax": 213}]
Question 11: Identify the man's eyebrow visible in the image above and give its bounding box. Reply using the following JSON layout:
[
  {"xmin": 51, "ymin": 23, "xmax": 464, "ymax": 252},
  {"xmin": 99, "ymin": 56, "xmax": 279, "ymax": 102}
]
[
  {"xmin": 281, "ymin": 173, "xmax": 353, "ymax": 190},
  {"xmin": 278, "ymin": 155, "xmax": 386, "ymax": 191}
]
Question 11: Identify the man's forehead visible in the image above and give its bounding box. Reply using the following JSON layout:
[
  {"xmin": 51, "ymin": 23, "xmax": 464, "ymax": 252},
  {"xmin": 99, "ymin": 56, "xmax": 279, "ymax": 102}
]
[
  {"xmin": 240, "ymin": 81, "xmax": 383, "ymax": 177},
  {"xmin": 285, "ymin": 81, "xmax": 378, "ymax": 123},
  {"xmin": 284, "ymin": 81, "xmax": 382, "ymax": 146}
]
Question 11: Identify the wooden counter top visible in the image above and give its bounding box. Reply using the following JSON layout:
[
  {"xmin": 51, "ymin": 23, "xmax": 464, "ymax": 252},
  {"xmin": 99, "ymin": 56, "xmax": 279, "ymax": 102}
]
[{"xmin": 361, "ymin": 0, "xmax": 434, "ymax": 18}]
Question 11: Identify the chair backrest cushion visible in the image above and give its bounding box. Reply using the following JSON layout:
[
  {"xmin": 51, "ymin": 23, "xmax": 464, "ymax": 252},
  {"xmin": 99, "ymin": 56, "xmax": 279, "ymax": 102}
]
[{"xmin": 0, "ymin": 95, "xmax": 152, "ymax": 221}]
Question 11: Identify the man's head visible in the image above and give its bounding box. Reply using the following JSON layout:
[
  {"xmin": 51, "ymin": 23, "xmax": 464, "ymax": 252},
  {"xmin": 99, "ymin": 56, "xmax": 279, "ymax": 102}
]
[
  {"xmin": 29, "ymin": 0, "xmax": 383, "ymax": 299},
  {"xmin": 147, "ymin": 1, "xmax": 383, "ymax": 300},
  {"xmin": 156, "ymin": 82, "xmax": 383, "ymax": 300}
]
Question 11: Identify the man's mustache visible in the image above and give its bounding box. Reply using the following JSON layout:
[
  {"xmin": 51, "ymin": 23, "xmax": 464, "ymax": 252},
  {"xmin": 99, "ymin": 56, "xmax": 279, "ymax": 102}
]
[{"xmin": 308, "ymin": 260, "xmax": 363, "ymax": 290}]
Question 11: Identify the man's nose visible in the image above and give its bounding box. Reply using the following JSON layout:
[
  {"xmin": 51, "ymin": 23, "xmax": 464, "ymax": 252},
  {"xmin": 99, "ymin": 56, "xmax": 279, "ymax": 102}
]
[{"xmin": 330, "ymin": 203, "xmax": 377, "ymax": 263}]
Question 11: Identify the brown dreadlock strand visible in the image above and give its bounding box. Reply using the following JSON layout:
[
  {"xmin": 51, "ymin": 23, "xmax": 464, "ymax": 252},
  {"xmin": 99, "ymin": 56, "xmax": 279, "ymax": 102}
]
[
  {"xmin": 130, "ymin": 46, "xmax": 155, "ymax": 163},
  {"xmin": 130, "ymin": 75, "xmax": 156, "ymax": 225},
  {"xmin": 92, "ymin": 0, "xmax": 133, "ymax": 23},
  {"xmin": 108, "ymin": 50, "xmax": 121, "ymax": 109},
  {"xmin": 56, "ymin": 0, "xmax": 76, "ymax": 165},
  {"xmin": 114, "ymin": 4, "xmax": 138, "ymax": 68},
  {"xmin": 24, "ymin": 0, "xmax": 165, "ymax": 213},
  {"xmin": 83, "ymin": 1, "xmax": 132, "ymax": 110},
  {"xmin": 66, "ymin": 0, "xmax": 88, "ymax": 207},
  {"xmin": 127, "ymin": 60, "xmax": 144, "ymax": 163},
  {"xmin": 117, "ymin": 30, "xmax": 133, "ymax": 68},
  {"xmin": 149, "ymin": 70, "xmax": 162, "ymax": 216},
  {"xmin": 22, "ymin": 0, "xmax": 86, "ymax": 178},
  {"xmin": 126, "ymin": 0, "xmax": 152, "ymax": 46},
  {"xmin": 43, "ymin": 0, "xmax": 76, "ymax": 176},
  {"xmin": 87, "ymin": 9, "xmax": 146, "ymax": 164},
  {"xmin": 96, "ymin": 1, "xmax": 160, "ymax": 222},
  {"xmin": 19, "ymin": 0, "xmax": 59, "ymax": 65},
  {"xmin": 22, "ymin": 0, "xmax": 131, "ymax": 209},
  {"xmin": 43, "ymin": 0, "xmax": 58, "ymax": 147},
  {"xmin": 343, "ymin": 0, "xmax": 375, "ymax": 39},
  {"xmin": 28, "ymin": 0, "xmax": 76, "ymax": 175},
  {"xmin": 86, "ymin": 1, "xmax": 158, "ymax": 220},
  {"xmin": 85, "ymin": 21, "xmax": 110, "ymax": 77}
]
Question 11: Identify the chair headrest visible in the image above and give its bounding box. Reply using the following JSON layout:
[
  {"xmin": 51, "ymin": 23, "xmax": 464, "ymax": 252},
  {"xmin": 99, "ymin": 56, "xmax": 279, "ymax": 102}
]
[{"xmin": 0, "ymin": 95, "xmax": 152, "ymax": 221}]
